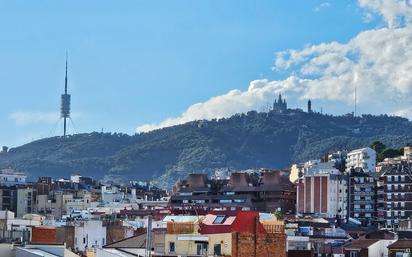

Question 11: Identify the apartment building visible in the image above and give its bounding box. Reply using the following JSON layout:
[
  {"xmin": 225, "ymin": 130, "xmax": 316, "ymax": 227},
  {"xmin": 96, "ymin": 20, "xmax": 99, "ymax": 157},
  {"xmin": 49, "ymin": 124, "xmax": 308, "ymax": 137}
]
[
  {"xmin": 296, "ymin": 167, "xmax": 347, "ymax": 219},
  {"xmin": 346, "ymin": 147, "xmax": 376, "ymax": 173},
  {"xmin": 348, "ymin": 168, "xmax": 376, "ymax": 225},
  {"xmin": 170, "ymin": 170, "xmax": 295, "ymax": 214},
  {"xmin": 379, "ymin": 163, "xmax": 412, "ymax": 227},
  {"xmin": 16, "ymin": 187, "xmax": 36, "ymax": 217}
]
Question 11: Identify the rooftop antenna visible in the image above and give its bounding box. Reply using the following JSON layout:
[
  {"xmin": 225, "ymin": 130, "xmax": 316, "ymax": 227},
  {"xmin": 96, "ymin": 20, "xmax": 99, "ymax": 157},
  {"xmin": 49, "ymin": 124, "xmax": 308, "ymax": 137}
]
[
  {"xmin": 353, "ymin": 72, "xmax": 359, "ymax": 117},
  {"xmin": 354, "ymin": 83, "xmax": 357, "ymax": 117},
  {"xmin": 60, "ymin": 52, "xmax": 71, "ymax": 137}
]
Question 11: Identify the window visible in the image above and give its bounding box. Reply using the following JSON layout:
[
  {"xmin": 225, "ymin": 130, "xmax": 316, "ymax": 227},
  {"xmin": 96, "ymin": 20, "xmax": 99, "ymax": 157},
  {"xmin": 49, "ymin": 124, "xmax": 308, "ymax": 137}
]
[
  {"xmin": 401, "ymin": 211, "xmax": 405, "ymax": 217},
  {"xmin": 169, "ymin": 242, "xmax": 175, "ymax": 252},
  {"xmin": 214, "ymin": 244, "xmax": 222, "ymax": 255},
  {"xmin": 196, "ymin": 243, "xmax": 208, "ymax": 255},
  {"xmin": 354, "ymin": 205, "xmax": 360, "ymax": 209},
  {"xmin": 350, "ymin": 251, "xmax": 359, "ymax": 257},
  {"xmin": 401, "ymin": 202, "xmax": 405, "ymax": 208},
  {"xmin": 387, "ymin": 185, "xmax": 392, "ymax": 191},
  {"xmin": 354, "ymin": 196, "xmax": 360, "ymax": 201},
  {"xmin": 387, "ymin": 211, "xmax": 392, "ymax": 217},
  {"xmin": 394, "ymin": 176, "xmax": 399, "ymax": 182},
  {"xmin": 388, "ymin": 193, "xmax": 392, "ymax": 200},
  {"xmin": 394, "ymin": 185, "xmax": 399, "ymax": 190},
  {"xmin": 365, "ymin": 213, "xmax": 371, "ymax": 218},
  {"xmin": 387, "ymin": 176, "xmax": 392, "ymax": 182},
  {"xmin": 401, "ymin": 176, "xmax": 405, "ymax": 182},
  {"xmin": 213, "ymin": 215, "xmax": 226, "ymax": 224},
  {"xmin": 178, "ymin": 192, "xmax": 192, "ymax": 196}
]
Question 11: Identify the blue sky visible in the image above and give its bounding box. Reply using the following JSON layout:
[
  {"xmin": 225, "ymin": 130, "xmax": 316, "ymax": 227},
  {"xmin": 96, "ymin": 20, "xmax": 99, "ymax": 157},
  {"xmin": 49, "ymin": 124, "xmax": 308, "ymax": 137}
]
[{"xmin": 0, "ymin": 0, "xmax": 392, "ymax": 146}]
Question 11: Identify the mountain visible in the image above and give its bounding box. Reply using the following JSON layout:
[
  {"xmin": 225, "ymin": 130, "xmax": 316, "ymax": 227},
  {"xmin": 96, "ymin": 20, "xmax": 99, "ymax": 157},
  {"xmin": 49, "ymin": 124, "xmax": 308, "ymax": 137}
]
[{"xmin": 1, "ymin": 110, "xmax": 412, "ymax": 187}]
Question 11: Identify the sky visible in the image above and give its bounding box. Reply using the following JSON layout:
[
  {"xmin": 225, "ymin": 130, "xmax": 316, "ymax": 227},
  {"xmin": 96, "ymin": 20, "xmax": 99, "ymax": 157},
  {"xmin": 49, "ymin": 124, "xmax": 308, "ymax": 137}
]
[{"xmin": 0, "ymin": 0, "xmax": 411, "ymax": 147}]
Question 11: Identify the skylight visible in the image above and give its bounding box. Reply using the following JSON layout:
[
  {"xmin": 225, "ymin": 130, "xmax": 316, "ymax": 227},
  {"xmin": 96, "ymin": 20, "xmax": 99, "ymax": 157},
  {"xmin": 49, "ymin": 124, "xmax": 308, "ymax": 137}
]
[{"xmin": 213, "ymin": 215, "xmax": 225, "ymax": 224}]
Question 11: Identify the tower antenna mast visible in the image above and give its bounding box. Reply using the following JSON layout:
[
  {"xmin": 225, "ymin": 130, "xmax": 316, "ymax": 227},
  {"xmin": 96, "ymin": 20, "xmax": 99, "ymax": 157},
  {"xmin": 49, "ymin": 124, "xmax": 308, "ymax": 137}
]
[
  {"xmin": 60, "ymin": 52, "xmax": 71, "ymax": 137},
  {"xmin": 354, "ymin": 83, "xmax": 357, "ymax": 117}
]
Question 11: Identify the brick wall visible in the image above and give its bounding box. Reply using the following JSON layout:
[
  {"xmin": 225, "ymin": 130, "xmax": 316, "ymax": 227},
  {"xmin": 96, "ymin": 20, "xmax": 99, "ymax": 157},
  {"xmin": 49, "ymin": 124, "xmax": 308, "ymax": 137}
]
[
  {"xmin": 231, "ymin": 232, "xmax": 286, "ymax": 257},
  {"xmin": 31, "ymin": 227, "xmax": 57, "ymax": 243}
]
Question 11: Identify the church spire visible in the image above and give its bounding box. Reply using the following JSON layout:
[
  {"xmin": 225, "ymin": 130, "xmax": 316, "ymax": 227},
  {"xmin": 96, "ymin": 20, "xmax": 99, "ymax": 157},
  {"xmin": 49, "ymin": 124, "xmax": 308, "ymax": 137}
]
[
  {"xmin": 64, "ymin": 51, "xmax": 68, "ymax": 94},
  {"xmin": 273, "ymin": 93, "xmax": 287, "ymax": 113}
]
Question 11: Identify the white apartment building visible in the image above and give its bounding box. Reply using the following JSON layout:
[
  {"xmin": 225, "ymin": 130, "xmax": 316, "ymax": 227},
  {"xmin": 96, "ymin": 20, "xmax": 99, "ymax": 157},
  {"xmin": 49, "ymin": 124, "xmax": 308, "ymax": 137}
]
[
  {"xmin": 74, "ymin": 219, "xmax": 107, "ymax": 252},
  {"xmin": 346, "ymin": 147, "xmax": 376, "ymax": 173},
  {"xmin": 0, "ymin": 169, "xmax": 27, "ymax": 186}
]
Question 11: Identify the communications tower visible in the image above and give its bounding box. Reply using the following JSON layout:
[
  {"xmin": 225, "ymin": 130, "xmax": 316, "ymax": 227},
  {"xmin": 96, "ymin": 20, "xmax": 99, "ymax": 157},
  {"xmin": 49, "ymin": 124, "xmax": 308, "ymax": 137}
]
[{"xmin": 60, "ymin": 54, "xmax": 71, "ymax": 137}]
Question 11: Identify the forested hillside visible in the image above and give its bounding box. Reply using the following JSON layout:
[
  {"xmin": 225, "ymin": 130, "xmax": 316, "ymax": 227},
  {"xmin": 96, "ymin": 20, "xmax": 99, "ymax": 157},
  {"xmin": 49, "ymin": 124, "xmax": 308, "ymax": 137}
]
[{"xmin": 1, "ymin": 110, "xmax": 411, "ymax": 187}]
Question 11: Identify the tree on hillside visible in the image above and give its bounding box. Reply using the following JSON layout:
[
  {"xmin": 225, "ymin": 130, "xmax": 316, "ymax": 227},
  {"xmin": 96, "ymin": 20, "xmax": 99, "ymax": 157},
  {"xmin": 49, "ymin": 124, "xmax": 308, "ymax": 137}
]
[
  {"xmin": 379, "ymin": 148, "xmax": 402, "ymax": 161},
  {"xmin": 370, "ymin": 141, "xmax": 386, "ymax": 154}
]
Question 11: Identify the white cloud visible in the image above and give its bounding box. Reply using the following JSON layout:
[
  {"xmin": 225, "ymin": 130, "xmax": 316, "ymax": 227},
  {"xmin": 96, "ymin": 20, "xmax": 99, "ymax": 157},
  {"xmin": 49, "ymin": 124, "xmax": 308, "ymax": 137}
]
[
  {"xmin": 393, "ymin": 107, "xmax": 412, "ymax": 118},
  {"xmin": 136, "ymin": 0, "xmax": 412, "ymax": 133},
  {"xmin": 10, "ymin": 111, "xmax": 82, "ymax": 126},
  {"xmin": 359, "ymin": 0, "xmax": 412, "ymax": 28},
  {"xmin": 137, "ymin": 77, "xmax": 308, "ymax": 132},
  {"xmin": 314, "ymin": 2, "xmax": 331, "ymax": 12}
]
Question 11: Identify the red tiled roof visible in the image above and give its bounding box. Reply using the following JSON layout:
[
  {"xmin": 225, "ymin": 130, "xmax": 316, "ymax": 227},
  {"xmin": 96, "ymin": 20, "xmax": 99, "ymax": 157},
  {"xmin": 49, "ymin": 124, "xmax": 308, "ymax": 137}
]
[
  {"xmin": 344, "ymin": 239, "xmax": 379, "ymax": 249},
  {"xmin": 199, "ymin": 211, "xmax": 267, "ymax": 234},
  {"xmin": 388, "ymin": 240, "xmax": 412, "ymax": 248}
]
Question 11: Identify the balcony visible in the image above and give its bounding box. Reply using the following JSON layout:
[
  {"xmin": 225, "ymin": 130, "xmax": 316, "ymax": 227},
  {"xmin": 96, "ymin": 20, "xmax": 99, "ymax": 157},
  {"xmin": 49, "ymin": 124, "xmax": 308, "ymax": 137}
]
[{"xmin": 262, "ymin": 221, "xmax": 285, "ymax": 234}]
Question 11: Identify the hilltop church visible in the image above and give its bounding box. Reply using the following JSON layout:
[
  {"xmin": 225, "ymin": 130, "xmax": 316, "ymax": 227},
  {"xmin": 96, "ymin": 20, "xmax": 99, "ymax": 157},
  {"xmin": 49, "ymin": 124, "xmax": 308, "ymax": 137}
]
[
  {"xmin": 273, "ymin": 94, "xmax": 287, "ymax": 113},
  {"xmin": 272, "ymin": 93, "xmax": 313, "ymax": 113}
]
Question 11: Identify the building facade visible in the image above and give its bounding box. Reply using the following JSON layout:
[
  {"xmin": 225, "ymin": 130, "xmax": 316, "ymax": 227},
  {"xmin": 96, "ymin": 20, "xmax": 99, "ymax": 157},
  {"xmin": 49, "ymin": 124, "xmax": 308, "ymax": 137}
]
[
  {"xmin": 16, "ymin": 188, "xmax": 36, "ymax": 218},
  {"xmin": 348, "ymin": 168, "xmax": 376, "ymax": 225},
  {"xmin": 378, "ymin": 163, "xmax": 412, "ymax": 227},
  {"xmin": 346, "ymin": 147, "xmax": 376, "ymax": 173},
  {"xmin": 0, "ymin": 169, "xmax": 27, "ymax": 186},
  {"xmin": 296, "ymin": 168, "xmax": 347, "ymax": 219},
  {"xmin": 170, "ymin": 170, "xmax": 295, "ymax": 214}
]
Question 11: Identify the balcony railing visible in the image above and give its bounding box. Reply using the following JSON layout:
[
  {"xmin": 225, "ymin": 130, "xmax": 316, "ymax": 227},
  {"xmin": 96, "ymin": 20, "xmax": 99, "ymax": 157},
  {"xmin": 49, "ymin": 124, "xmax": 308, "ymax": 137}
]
[{"xmin": 262, "ymin": 221, "xmax": 285, "ymax": 234}]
